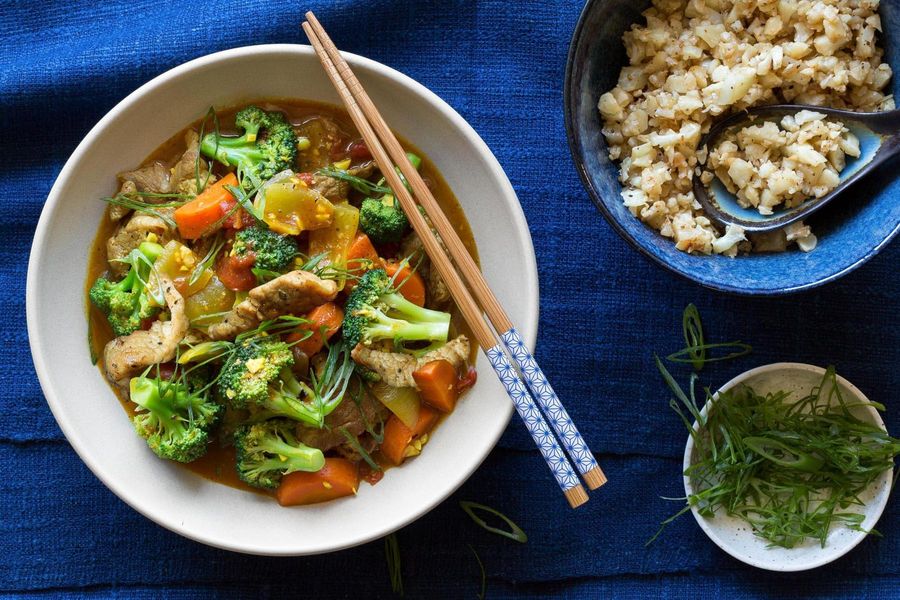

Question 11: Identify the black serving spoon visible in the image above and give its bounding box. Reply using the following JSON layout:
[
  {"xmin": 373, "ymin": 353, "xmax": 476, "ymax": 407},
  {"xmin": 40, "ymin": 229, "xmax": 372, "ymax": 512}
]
[{"xmin": 693, "ymin": 105, "xmax": 900, "ymax": 233}]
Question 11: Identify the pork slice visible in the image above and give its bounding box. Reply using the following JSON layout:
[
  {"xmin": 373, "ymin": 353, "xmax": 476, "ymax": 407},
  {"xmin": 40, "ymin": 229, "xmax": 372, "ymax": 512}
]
[
  {"xmin": 350, "ymin": 336, "xmax": 470, "ymax": 388},
  {"xmin": 296, "ymin": 386, "xmax": 390, "ymax": 452},
  {"xmin": 118, "ymin": 161, "xmax": 172, "ymax": 195},
  {"xmin": 105, "ymin": 213, "xmax": 173, "ymax": 277},
  {"xmin": 103, "ymin": 277, "xmax": 188, "ymax": 386},
  {"xmin": 107, "ymin": 180, "xmax": 137, "ymax": 223},
  {"xmin": 310, "ymin": 163, "xmax": 376, "ymax": 201},
  {"xmin": 170, "ymin": 130, "xmax": 216, "ymax": 196},
  {"xmin": 399, "ymin": 230, "xmax": 451, "ymax": 307},
  {"xmin": 207, "ymin": 271, "xmax": 339, "ymax": 340}
]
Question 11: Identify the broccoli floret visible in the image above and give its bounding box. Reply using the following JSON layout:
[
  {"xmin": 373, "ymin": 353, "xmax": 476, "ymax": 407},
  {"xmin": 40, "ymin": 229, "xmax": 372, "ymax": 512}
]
[
  {"xmin": 217, "ymin": 330, "xmax": 355, "ymax": 427},
  {"xmin": 358, "ymin": 152, "xmax": 422, "ymax": 244},
  {"xmin": 262, "ymin": 367, "xmax": 321, "ymax": 423},
  {"xmin": 199, "ymin": 105, "xmax": 298, "ymax": 189},
  {"xmin": 234, "ymin": 419, "xmax": 325, "ymax": 489},
  {"xmin": 342, "ymin": 268, "xmax": 450, "ymax": 349},
  {"xmin": 89, "ymin": 241, "xmax": 164, "ymax": 337},
  {"xmin": 130, "ymin": 375, "xmax": 223, "ymax": 463},
  {"xmin": 232, "ymin": 224, "xmax": 298, "ymax": 271},
  {"xmin": 263, "ymin": 341, "xmax": 354, "ymax": 427},
  {"xmin": 217, "ymin": 338, "xmax": 293, "ymax": 407},
  {"xmin": 359, "ymin": 196, "xmax": 409, "ymax": 244}
]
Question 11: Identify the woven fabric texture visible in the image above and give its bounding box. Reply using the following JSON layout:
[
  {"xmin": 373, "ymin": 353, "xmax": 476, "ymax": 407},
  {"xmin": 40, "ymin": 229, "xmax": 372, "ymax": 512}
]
[{"xmin": 2, "ymin": 0, "xmax": 898, "ymax": 597}]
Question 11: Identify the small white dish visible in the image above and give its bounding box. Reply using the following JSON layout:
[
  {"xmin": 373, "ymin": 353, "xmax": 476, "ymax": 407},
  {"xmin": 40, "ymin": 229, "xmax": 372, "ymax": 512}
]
[
  {"xmin": 683, "ymin": 362, "xmax": 894, "ymax": 571},
  {"xmin": 26, "ymin": 45, "xmax": 539, "ymax": 555}
]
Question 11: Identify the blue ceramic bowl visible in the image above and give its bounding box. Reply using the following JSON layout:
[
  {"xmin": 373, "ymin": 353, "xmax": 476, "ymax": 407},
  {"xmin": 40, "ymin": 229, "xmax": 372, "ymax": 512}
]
[{"xmin": 564, "ymin": 0, "xmax": 900, "ymax": 295}]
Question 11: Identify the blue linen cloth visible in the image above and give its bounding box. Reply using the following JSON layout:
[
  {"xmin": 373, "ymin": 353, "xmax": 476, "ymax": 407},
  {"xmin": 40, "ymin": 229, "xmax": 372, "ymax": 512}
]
[{"xmin": 2, "ymin": 0, "xmax": 899, "ymax": 597}]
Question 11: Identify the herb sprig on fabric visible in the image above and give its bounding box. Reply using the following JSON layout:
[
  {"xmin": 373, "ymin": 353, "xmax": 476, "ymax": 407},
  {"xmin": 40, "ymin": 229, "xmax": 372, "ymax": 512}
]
[
  {"xmin": 460, "ymin": 501, "xmax": 528, "ymax": 543},
  {"xmin": 384, "ymin": 533, "xmax": 403, "ymax": 596},
  {"xmin": 665, "ymin": 303, "xmax": 751, "ymax": 368}
]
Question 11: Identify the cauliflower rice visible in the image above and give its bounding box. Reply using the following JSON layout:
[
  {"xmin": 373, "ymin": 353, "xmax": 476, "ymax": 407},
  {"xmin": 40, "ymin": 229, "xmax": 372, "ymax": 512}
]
[
  {"xmin": 598, "ymin": 0, "xmax": 893, "ymax": 255},
  {"xmin": 707, "ymin": 111, "xmax": 860, "ymax": 216}
]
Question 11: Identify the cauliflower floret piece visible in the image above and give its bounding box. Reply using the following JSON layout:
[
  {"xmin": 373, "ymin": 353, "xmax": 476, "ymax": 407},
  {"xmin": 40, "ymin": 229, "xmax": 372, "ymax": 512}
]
[
  {"xmin": 711, "ymin": 224, "xmax": 746, "ymax": 254},
  {"xmin": 704, "ymin": 67, "xmax": 757, "ymax": 107}
]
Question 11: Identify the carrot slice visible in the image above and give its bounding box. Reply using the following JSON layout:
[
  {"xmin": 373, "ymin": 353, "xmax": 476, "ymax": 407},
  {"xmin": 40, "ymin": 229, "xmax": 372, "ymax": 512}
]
[
  {"xmin": 381, "ymin": 405, "xmax": 440, "ymax": 465},
  {"xmin": 384, "ymin": 261, "xmax": 426, "ymax": 307},
  {"xmin": 173, "ymin": 172, "xmax": 239, "ymax": 239},
  {"xmin": 413, "ymin": 360, "xmax": 459, "ymax": 413},
  {"xmin": 344, "ymin": 232, "xmax": 381, "ymax": 289},
  {"xmin": 285, "ymin": 302, "xmax": 345, "ymax": 357},
  {"xmin": 276, "ymin": 458, "xmax": 360, "ymax": 506}
]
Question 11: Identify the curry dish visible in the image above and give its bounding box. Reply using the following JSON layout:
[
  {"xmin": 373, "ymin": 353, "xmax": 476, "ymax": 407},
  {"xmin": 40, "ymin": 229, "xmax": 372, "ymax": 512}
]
[{"xmin": 87, "ymin": 100, "xmax": 478, "ymax": 505}]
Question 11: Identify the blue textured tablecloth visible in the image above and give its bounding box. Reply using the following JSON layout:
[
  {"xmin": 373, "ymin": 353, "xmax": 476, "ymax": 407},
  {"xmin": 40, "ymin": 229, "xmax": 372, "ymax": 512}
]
[{"xmin": 3, "ymin": 0, "xmax": 899, "ymax": 597}]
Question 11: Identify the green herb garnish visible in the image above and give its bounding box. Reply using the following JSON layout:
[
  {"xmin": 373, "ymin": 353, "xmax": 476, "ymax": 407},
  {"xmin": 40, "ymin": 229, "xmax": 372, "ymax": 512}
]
[
  {"xmin": 189, "ymin": 233, "xmax": 225, "ymax": 287},
  {"xmin": 656, "ymin": 360, "xmax": 900, "ymax": 548},
  {"xmin": 339, "ymin": 426, "xmax": 380, "ymax": 472},
  {"xmin": 195, "ymin": 107, "xmax": 218, "ymax": 195},
  {"xmin": 87, "ymin": 321, "xmax": 98, "ymax": 365},
  {"xmin": 173, "ymin": 316, "xmax": 310, "ymax": 397},
  {"xmin": 682, "ymin": 303, "xmax": 705, "ymax": 370},
  {"xmin": 317, "ymin": 167, "xmax": 392, "ymax": 197},
  {"xmin": 384, "ymin": 532, "xmax": 403, "ymax": 596},
  {"xmin": 666, "ymin": 304, "xmax": 751, "ymax": 366},
  {"xmin": 460, "ymin": 501, "xmax": 528, "ymax": 543},
  {"xmin": 468, "ymin": 544, "xmax": 486, "ymax": 600},
  {"xmin": 666, "ymin": 342, "xmax": 753, "ymax": 365},
  {"xmin": 102, "ymin": 194, "xmax": 184, "ymax": 228}
]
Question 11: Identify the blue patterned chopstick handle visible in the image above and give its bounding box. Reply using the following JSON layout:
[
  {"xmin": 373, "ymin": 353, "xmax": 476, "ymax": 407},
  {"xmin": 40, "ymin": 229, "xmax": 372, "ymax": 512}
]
[
  {"xmin": 486, "ymin": 344, "xmax": 580, "ymax": 492},
  {"xmin": 501, "ymin": 328, "xmax": 598, "ymax": 476}
]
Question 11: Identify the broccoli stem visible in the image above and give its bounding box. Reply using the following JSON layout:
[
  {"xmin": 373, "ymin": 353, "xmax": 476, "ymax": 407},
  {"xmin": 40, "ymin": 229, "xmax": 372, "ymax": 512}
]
[
  {"xmin": 266, "ymin": 390, "xmax": 327, "ymax": 427},
  {"xmin": 366, "ymin": 311, "xmax": 450, "ymax": 344},
  {"xmin": 255, "ymin": 437, "xmax": 325, "ymax": 473},
  {"xmin": 200, "ymin": 134, "xmax": 266, "ymax": 169},
  {"xmin": 381, "ymin": 292, "xmax": 451, "ymax": 325},
  {"xmin": 131, "ymin": 379, "xmax": 188, "ymax": 436},
  {"xmin": 278, "ymin": 368, "xmax": 310, "ymax": 397}
]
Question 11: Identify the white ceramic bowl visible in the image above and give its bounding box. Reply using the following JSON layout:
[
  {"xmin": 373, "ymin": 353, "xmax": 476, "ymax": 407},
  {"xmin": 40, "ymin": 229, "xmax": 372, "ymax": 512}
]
[
  {"xmin": 684, "ymin": 363, "xmax": 894, "ymax": 571},
  {"xmin": 26, "ymin": 45, "xmax": 538, "ymax": 555}
]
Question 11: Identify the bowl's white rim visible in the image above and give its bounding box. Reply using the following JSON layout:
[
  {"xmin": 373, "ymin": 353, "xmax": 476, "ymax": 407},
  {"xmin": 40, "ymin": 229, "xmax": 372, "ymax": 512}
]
[
  {"xmin": 25, "ymin": 43, "xmax": 539, "ymax": 555},
  {"xmin": 682, "ymin": 362, "xmax": 893, "ymax": 571}
]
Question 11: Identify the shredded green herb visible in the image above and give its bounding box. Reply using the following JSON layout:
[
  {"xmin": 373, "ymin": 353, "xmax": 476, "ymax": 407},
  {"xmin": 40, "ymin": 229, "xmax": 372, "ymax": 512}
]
[
  {"xmin": 87, "ymin": 321, "xmax": 98, "ymax": 366},
  {"xmin": 173, "ymin": 316, "xmax": 310, "ymax": 396},
  {"xmin": 189, "ymin": 234, "xmax": 225, "ymax": 287},
  {"xmin": 317, "ymin": 167, "xmax": 392, "ymax": 197},
  {"xmin": 385, "ymin": 532, "xmax": 403, "ymax": 596},
  {"xmin": 666, "ymin": 304, "xmax": 751, "ymax": 366},
  {"xmin": 225, "ymin": 174, "xmax": 263, "ymax": 222},
  {"xmin": 460, "ymin": 501, "xmax": 528, "ymax": 543},
  {"xmin": 681, "ymin": 303, "xmax": 705, "ymax": 370},
  {"xmin": 468, "ymin": 544, "xmax": 486, "ymax": 600},
  {"xmin": 102, "ymin": 195, "xmax": 182, "ymax": 228},
  {"xmin": 654, "ymin": 359, "xmax": 900, "ymax": 548},
  {"xmin": 195, "ymin": 107, "xmax": 218, "ymax": 194},
  {"xmin": 351, "ymin": 380, "xmax": 386, "ymax": 445},
  {"xmin": 666, "ymin": 342, "xmax": 753, "ymax": 365},
  {"xmin": 339, "ymin": 426, "xmax": 380, "ymax": 471},
  {"xmin": 188, "ymin": 310, "xmax": 232, "ymax": 328}
]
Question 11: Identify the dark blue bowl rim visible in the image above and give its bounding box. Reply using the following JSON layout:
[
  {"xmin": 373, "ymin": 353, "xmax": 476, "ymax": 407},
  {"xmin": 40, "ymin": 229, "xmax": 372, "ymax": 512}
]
[{"xmin": 563, "ymin": 0, "xmax": 900, "ymax": 296}]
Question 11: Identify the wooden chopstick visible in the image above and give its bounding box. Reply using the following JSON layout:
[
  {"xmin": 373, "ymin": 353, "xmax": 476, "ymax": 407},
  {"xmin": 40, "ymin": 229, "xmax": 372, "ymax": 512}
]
[
  {"xmin": 304, "ymin": 13, "xmax": 606, "ymax": 492},
  {"xmin": 302, "ymin": 19, "xmax": 590, "ymax": 508}
]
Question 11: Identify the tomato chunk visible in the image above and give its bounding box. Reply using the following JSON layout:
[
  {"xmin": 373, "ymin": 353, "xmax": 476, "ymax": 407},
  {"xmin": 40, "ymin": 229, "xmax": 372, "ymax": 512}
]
[{"xmin": 217, "ymin": 254, "xmax": 256, "ymax": 291}]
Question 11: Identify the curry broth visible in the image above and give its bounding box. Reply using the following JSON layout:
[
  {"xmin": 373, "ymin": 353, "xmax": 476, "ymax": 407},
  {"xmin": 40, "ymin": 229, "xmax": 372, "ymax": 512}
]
[{"xmin": 86, "ymin": 99, "xmax": 480, "ymax": 494}]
